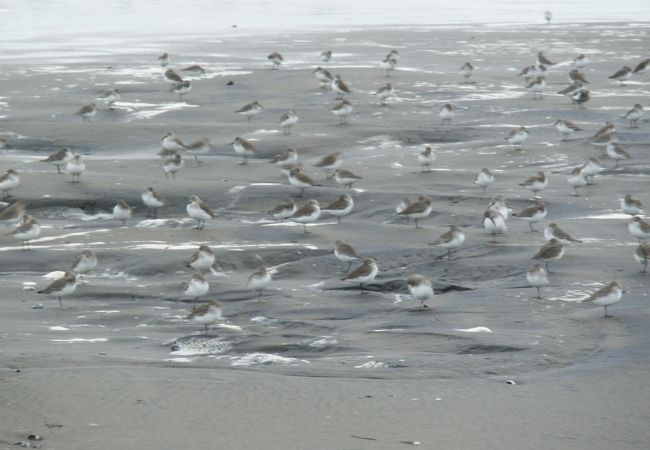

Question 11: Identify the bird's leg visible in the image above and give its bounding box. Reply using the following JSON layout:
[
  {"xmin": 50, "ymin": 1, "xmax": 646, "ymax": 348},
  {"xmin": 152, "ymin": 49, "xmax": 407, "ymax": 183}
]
[
  {"xmin": 58, "ymin": 297, "xmax": 63, "ymax": 307},
  {"xmin": 346, "ymin": 261, "xmax": 352, "ymax": 272},
  {"xmin": 529, "ymin": 222, "xmax": 535, "ymax": 232},
  {"xmin": 337, "ymin": 216, "xmax": 341, "ymax": 224},
  {"xmin": 194, "ymin": 155, "xmax": 201, "ymax": 164},
  {"xmin": 535, "ymin": 286, "xmax": 541, "ymax": 299},
  {"xmin": 545, "ymin": 262, "xmax": 550, "ymax": 272},
  {"xmin": 172, "ymin": 172, "xmax": 176, "ymax": 180}
]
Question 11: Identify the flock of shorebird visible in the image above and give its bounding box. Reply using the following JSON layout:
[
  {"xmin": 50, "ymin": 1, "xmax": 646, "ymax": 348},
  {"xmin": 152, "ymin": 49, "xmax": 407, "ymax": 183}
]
[{"xmin": 1, "ymin": 33, "xmax": 648, "ymax": 329}]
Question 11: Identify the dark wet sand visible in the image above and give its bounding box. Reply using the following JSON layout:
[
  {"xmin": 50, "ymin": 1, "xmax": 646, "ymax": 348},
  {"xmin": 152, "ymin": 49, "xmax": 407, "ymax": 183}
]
[{"xmin": 1, "ymin": 23, "xmax": 649, "ymax": 449}]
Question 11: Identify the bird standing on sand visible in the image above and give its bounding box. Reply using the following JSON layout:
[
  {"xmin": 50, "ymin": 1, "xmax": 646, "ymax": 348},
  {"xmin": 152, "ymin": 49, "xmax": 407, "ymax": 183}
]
[
  {"xmin": 342, "ymin": 258, "xmax": 378, "ymax": 291},
  {"xmin": 269, "ymin": 198, "xmax": 297, "ymax": 220},
  {"xmin": 623, "ymin": 104, "xmax": 644, "ymax": 128},
  {"xmin": 163, "ymin": 153, "xmax": 184, "ymax": 179},
  {"xmin": 474, "ymin": 168, "xmax": 494, "ymax": 192},
  {"xmin": 41, "ymin": 147, "xmax": 73, "ymax": 174},
  {"xmin": 235, "ymin": 101, "xmax": 263, "ymax": 122},
  {"xmin": 231, "ymin": 137, "xmax": 256, "ymax": 164},
  {"xmin": 634, "ymin": 242, "xmax": 650, "ymax": 273},
  {"xmin": 288, "ymin": 167, "xmax": 321, "ymax": 197},
  {"xmin": 513, "ymin": 199, "xmax": 547, "ymax": 232},
  {"xmin": 186, "ymin": 195, "xmax": 214, "ymax": 230},
  {"xmin": 532, "ymin": 238, "xmax": 564, "ymax": 271},
  {"xmin": 331, "ymin": 168, "xmax": 362, "ymax": 188},
  {"xmin": 321, "ymin": 194, "xmax": 354, "ymax": 224},
  {"xmin": 334, "ymin": 240, "xmax": 360, "ymax": 271},
  {"xmin": 268, "ymin": 51, "xmax": 283, "ymax": 69},
  {"xmin": 544, "ymin": 223, "xmax": 582, "ymax": 244},
  {"xmin": 397, "ymin": 196, "xmax": 433, "ymax": 229},
  {"xmin": 187, "ymin": 245, "xmax": 216, "ymax": 273},
  {"xmin": 280, "ymin": 110, "xmax": 299, "ymax": 135},
  {"xmin": 113, "ymin": 200, "xmax": 134, "ymax": 226},
  {"xmin": 609, "ymin": 66, "xmax": 632, "ymax": 85},
  {"xmin": 66, "ymin": 154, "xmax": 85, "ymax": 183},
  {"xmin": 527, "ymin": 264, "xmax": 549, "ymax": 299},
  {"xmin": 505, "ymin": 126, "xmax": 528, "ymax": 150},
  {"xmin": 291, "ymin": 199, "xmax": 321, "ymax": 234},
  {"xmin": 141, "ymin": 187, "xmax": 167, "ymax": 218},
  {"xmin": 582, "ymin": 281, "xmax": 624, "ymax": 317},
  {"xmin": 186, "ymin": 299, "xmax": 222, "ymax": 332},
  {"xmin": 38, "ymin": 272, "xmax": 78, "ymax": 307},
  {"xmin": 430, "ymin": 225, "xmax": 465, "ymax": 258},
  {"xmin": 407, "ymin": 275, "xmax": 434, "ymax": 308},
  {"xmin": 247, "ymin": 256, "xmax": 272, "ymax": 300},
  {"xmin": 76, "ymin": 103, "xmax": 96, "ymax": 122},
  {"xmin": 183, "ymin": 273, "xmax": 209, "ymax": 304},
  {"xmin": 9, "ymin": 215, "xmax": 41, "ymax": 249}
]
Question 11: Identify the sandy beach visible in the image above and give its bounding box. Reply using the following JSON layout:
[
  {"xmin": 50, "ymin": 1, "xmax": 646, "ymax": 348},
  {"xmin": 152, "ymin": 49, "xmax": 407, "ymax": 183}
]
[{"xmin": 1, "ymin": 22, "xmax": 650, "ymax": 449}]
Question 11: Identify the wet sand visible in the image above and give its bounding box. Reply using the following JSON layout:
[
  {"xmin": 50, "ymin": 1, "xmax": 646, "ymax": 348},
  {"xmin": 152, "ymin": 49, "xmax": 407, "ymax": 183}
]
[{"xmin": 1, "ymin": 23, "xmax": 650, "ymax": 449}]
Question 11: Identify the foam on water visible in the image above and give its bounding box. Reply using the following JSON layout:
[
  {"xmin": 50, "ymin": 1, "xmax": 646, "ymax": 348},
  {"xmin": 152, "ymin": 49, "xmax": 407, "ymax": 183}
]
[{"xmin": 231, "ymin": 353, "xmax": 308, "ymax": 366}]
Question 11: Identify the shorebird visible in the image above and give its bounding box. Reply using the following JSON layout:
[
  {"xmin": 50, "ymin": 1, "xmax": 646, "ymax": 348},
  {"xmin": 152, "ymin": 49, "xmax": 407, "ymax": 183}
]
[
  {"xmin": 268, "ymin": 198, "xmax": 297, "ymax": 220},
  {"xmin": 386, "ymin": 49, "xmax": 400, "ymax": 61},
  {"xmin": 163, "ymin": 68, "xmax": 184, "ymax": 85},
  {"xmin": 544, "ymin": 223, "xmax": 582, "ymax": 244},
  {"xmin": 180, "ymin": 65, "xmax": 206, "ymax": 76},
  {"xmin": 163, "ymin": 153, "xmax": 184, "ymax": 179},
  {"xmin": 187, "ymin": 195, "xmax": 214, "ymax": 229},
  {"xmin": 567, "ymin": 167, "xmax": 587, "ymax": 196},
  {"xmin": 231, "ymin": 137, "xmax": 255, "ymax": 164},
  {"xmin": 172, "ymin": 80, "xmax": 191, "ymax": 100},
  {"xmin": 606, "ymin": 142, "xmax": 631, "ymax": 167},
  {"xmin": 187, "ymin": 245, "xmax": 216, "ymax": 273},
  {"xmin": 488, "ymin": 195, "xmax": 512, "ymax": 220},
  {"xmin": 519, "ymin": 171, "xmax": 547, "ymax": 196},
  {"xmin": 331, "ymin": 100, "xmax": 354, "ymax": 124},
  {"xmin": 38, "ymin": 272, "xmax": 78, "ymax": 307},
  {"xmin": 418, "ymin": 146, "xmax": 435, "ymax": 172},
  {"xmin": 373, "ymin": 83, "xmax": 393, "ymax": 105},
  {"xmin": 526, "ymin": 76, "xmax": 546, "ymax": 99},
  {"xmin": 342, "ymin": 258, "xmax": 378, "ymax": 291},
  {"xmin": 407, "ymin": 275, "xmax": 434, "ymax": 308},
  {"xmin": 113, "ymin": 200, "xmax": 134, "ymax": 226},
  {"xmin": 183, "ymin": 138, "xmax": 215, "ymax": 164},
  {"xmin": 430, "ymin": 225, "xmax": 465, "ymax": 258},
  {"xmin": 161, "ymin": 132, "xmax": 187, "ymax": 154},
  {"xmin": 331, "ymin": 74, "xmax": 351, "ymax": 98},
  {"xmin": 532, "ymin": 238, "xmax": 564, "ymax": 271},
  {"xmin": 75, "ymin": 103, "xmax": 96, "ymax": 122},
  {"xmin": 0, "ymin": 169, "xmax": 20, "ymax": 198},
  {"xmin": 141, "ymin": 187, "xmax": 166, "ymax": 218},
  {"xmin": 313, "ymin": 67, "xmax": 334, "ymax": 87},
  {"xmin": 460, "ymin": 62, "xmax": 474, "ymax": 80},
  {"xmin": 314, "ymin": 151, "xmax": 343, "ymax": 175},
  {"xmin": 66, "ymin": 154, "xmax": 85, "ymax": 183},
  {"xmin": 513, "ymin": 199, "xmax": 547, "ymax": 232},
  {"xmin": 633, "ymin": 58, "xmax": 650, "ymax": 75},
  {"xmin": 9, "ymin": 215, "xmax": 40, "ymax": 249},
  {"xmin": 537, "ymin": 51, "xmax": 555, "ymax": 66},
  {"xmin": 558, "ymin": 82, "xmax": 583, "ymax": 101},
  {"xmin": 292, "ymin": 199, "xmax": 321, "ymax": 234},
  {"xmin": 634, "ymin": 242, "xmax": 650, "ymax": 273},
  {"xmin": 544, "ymin": 11, "xmax": 552, "ymax": 24},
  {"xmin": 553, "ymin": 119, "xmax": 581, "ymax": 140},
  {"xmin": 0, "ymin": 201, "xmax": 25, "ymax": 227},
  {"xmin": 158, "ymin": 52, "xmax": 169, "ymax": 67},
  {"xmin": 321, "ymin": 194, "xmax": 354, "ymax": 224},
  {"xmin": 483, "ymin": 207, "xmax": 507, "ymax": 242},
  {"xmin": 629, "ymin": 216, "xmax": 650, "ymax": 241},
  {"xmin": 609, "ymin": 66, "xmax": 632, "ymax": 85},
  {"xmin": 268, "ymin": 51, "xmax": 283, "ymax": 69},
  {"xmin": 320, "ymin": 50, "xmax": 332, "ymax": 62},
  {"xmin": 97, "ymin": 88, "xmax": 120, "ymax": 109},
  {"xmin": 186, "ymin": 299, "xmax": 222, "ymax": 332},
  {"xmin": 592, "ymin": 122, "xmax": 616, "ymax": 142},
  {"xmin": 621, "ymin": 194, "xmax": 644, "ymax": 216},
  {"xmin": 288, "ymin": 167, "xmax": 321, "ymax": 196},
  {"xmin": 580, "ymin": 157, "xmax": 603, "ymax": 184},
  {"xmin": 70, "ymin": 250, "xmax": 98, "ymax": 278},
  {"xmin": 235, "ymin": 101, "xmax": 263, "ymax": 122},
  {"xmin": 270, "ymin": 148, "xmax": 298, "ymax": 170},
  {"xmin": 568, "ymin": 69, "xmax": 589, "ymax": 84},
  {"xmin": 330, "ymin": 168, "xmax": 362, "ymax": 188},
  {"xmin": 280, "ymin": 110, "xmax": 299, "ymax": 135},
  {"xmin": 41, "ymin": 147, "xmax": 73, "ymax": 174},
  {"xmin": 474, "ymin": 168, "xmax": 494, "ymax": 192},
  {"xmin": 397, "ymin": 196, "xmax": 432, "ymax": 229},
  {"xmin": 518, "ymin": 64, "xmax": 546, "ymax": 82},
  {"xmin": 527, "ymin": 264, "xmax": 549, "ymax": 299},
  {"xmin": 247, "ymin": 256, "xmax": 272, "ymax": 300},
  {"xmin": 582, "ymin": 281, "xmax": 624, "ymax": 317},
  {"xmin": 379, "ymin": 56, "xmax": 397, "ymax": 77},
  {"xmin": 505, "ymin": 126, "xmax": 528, "ymax": 150},
  {"xmin": 572, "ymin": 88, "xmax": 590, "ymax": 108},
  {"xmin": 623, "ymin": 104, "xmax": 644, "ymax": 128},
  {"xmin": 334, "ymin": 240, "xmax": 360, "ymax": 271},
  {"xmin": 439, "ymin": 103, "xmax": 455, "ymax": 124},
  {"xmin": 183, "ymin": 273, "xmax": 209, "ymax": 304}
]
